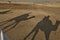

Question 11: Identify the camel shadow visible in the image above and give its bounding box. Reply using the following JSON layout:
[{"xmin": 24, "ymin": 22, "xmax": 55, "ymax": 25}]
[
  {"xmin": 24, "ymin": 16, "xmax": 60, "ymax": 40},
  {"xmin": 0, "ymin": 13, "xmax": 35, "ymax": 32}
]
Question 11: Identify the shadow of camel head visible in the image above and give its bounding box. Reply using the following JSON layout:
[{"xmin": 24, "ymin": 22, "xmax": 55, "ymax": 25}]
[{"xmin": 18, "ymin": 13, "xmax": 35, "ymax": 21}]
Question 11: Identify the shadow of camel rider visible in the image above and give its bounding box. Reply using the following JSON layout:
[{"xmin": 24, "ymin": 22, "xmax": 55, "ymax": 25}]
[{"xmin": 24, "ymin": 15, "xmax": 60, "ymax": 40}]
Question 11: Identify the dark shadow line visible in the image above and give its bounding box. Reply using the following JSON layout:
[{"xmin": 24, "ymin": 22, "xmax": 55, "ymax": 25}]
[
  {"xmin": 0, "ymin": 10, "xmax": 11, "ymax": 14},
  {"xmin": 31, "ymin": 29, "xmax": 39, "ymax": 40},
  {"xmin": 0, "ymin": 20, "xmax": 12, "ymax": 26},
  {"xmin": 2, "ymin": 22, "xmax": 16, "ymax": 30},
  {"xmin": 4, "ymin": 23, "xmax": 18, "ymax": 32}
]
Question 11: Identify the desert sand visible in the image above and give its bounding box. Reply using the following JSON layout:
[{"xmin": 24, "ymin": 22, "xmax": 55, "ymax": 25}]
[{"xmin": 0, "ymin": 2, "xmax": 60, "ymax": 40}]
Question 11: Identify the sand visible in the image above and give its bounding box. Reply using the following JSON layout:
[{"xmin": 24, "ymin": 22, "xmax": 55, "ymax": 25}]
[{"xmin": 0, "ymin": 2, "xmax": 60, "ymax": 40}]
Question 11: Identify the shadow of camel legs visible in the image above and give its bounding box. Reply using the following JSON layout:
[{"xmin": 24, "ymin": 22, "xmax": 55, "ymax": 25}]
[
  {"xmin": 0, "ymin": 20, "xmax": 11, "ymax": 26},
  {"xmin": 31, "ymin": 29, "xmax": 39, "ymax": 40},
  {"xmin": 44, "ymin": 31, "xmax": 51, "ymax": 40},
  {"xmin": 4, "ymin": 23, "xmax": 18, "ymax": 32},
  {"xmin": 24, "ymin": 26, "xmax": 39, "ymax": 40},
  {"xmin": 24, "ymin": 16, "xmax": 60, "ymax": 40},
  {"xmin": 2, "ymin": 22, "xmax": 16, "ymax": 31}
]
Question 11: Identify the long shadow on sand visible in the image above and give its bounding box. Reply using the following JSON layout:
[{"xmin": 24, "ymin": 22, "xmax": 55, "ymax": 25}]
[
  {"xmin": 24, "ymin": 16, "xmax": 60, "ymax": 40},
  {"xmin": 0, "ymin": 10, "xmax": 11, "ymax": 14},
  {"xmin": 0, "ymin": 13, "xmax": 35, "ymax": 32}
]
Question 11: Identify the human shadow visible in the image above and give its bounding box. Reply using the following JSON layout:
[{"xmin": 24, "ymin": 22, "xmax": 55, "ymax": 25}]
[
  {"xmin": 0, "ymin": 13, "xmax": 35, "ymax": 32},
  {"xmin": 24, "ymin": 16, "xmax": 60, "ymax": 40},
  {"xmin": 0, "ymin": 10, "xmax": 11, "ymax": 14}
]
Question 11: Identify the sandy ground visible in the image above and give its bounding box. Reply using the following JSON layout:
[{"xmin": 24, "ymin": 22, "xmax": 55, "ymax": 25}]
[{"xmin": 0, "ymin": 3, "xmax": 60, "ymax": 40}]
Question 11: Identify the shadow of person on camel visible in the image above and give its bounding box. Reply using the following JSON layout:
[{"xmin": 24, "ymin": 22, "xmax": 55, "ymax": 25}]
[{"xmin": 24, "ymin": 16, "xmax": 60, "ymax": 40}]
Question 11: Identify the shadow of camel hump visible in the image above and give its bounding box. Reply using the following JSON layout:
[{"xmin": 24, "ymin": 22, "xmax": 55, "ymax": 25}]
[
  {"xmin": 24, "ymin": 16, "xmax": 60, "ymax": 40},
  {"xmin": 0, "ymin": 13, "xmax": 35, "ymax": 32}
]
